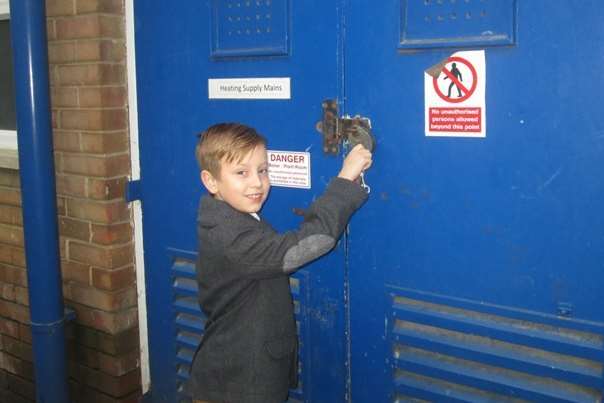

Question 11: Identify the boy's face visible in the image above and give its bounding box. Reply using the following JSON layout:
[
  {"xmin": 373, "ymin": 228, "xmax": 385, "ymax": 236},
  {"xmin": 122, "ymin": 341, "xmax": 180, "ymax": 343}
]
[{"xmin": 201, "ymin": 144, "xmax": 270, "ymax": 213}]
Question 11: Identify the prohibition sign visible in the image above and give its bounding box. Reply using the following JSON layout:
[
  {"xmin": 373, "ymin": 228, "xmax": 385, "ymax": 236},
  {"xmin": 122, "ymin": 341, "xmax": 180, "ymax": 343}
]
[{"xmin": 433, "ymin": 56, "xmax": 477, "ymax": 103}]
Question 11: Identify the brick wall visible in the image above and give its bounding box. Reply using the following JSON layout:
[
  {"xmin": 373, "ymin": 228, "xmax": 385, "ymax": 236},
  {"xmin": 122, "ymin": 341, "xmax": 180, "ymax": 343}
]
[
  {"xmin": 0, "ymin": 1, "xmax": 141, "ymax": 402},
  {"xmin": 0, "ymin": 169, "xmax": 34, "ymax": 403}
]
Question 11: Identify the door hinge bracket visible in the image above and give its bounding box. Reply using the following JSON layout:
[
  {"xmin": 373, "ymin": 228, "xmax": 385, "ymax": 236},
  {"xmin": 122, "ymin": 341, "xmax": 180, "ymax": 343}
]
[
  {"xmin": 315, "ymin": 99, "xmax": 376, "ymax": 155},
  {"xmin": 125, "ymin": 179, "xmax": 142, "ymax": 203}
]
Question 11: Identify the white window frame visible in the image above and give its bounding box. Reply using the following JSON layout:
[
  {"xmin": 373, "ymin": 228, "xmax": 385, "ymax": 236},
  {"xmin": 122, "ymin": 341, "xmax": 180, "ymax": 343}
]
[
  {"xmin": 0, "ymin": 0, "xmax": 17, "ymax": 151},
  {"xmin": 0, "ymin": 0, "xmax": 8, "ymax": 17}
]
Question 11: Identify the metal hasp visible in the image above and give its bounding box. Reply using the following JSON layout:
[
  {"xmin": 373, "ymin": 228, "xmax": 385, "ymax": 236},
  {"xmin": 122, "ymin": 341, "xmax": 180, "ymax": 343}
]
[
  {"xmin": 316, "ymin": 99, "xmax": 376, "ymax": 155},
  {"xmin": 10, "ymin": 1, "xmax": 71, "ymax": 402}
]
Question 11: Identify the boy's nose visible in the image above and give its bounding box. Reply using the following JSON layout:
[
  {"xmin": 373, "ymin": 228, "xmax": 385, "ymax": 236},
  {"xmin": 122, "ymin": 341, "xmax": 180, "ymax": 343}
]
[{"xmin": 249, "ymin": 172, "xmax": 263, "ymax": 187}]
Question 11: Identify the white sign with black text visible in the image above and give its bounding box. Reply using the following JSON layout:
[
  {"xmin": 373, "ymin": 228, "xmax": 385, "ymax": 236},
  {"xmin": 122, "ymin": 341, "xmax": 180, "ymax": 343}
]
[
  {"xmin": 208, "ymin": 77, "xmax": 291, "ymax": 100},
  {"xmin": 267, "ymin": 150, "xmax": 311, "ymax": 189}
]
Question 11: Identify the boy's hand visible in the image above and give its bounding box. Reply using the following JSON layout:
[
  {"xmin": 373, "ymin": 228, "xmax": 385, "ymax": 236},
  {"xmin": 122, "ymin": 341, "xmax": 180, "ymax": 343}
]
[{"xmin": 337, "ymin": 144, "xmax": 373, "ymax": 182}]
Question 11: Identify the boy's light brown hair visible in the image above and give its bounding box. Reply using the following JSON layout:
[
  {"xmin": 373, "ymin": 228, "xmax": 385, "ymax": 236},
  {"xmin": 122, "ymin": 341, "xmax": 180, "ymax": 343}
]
[{"xmin": 195, "ymin": 123, "xmax": 267, "ymax": 177}]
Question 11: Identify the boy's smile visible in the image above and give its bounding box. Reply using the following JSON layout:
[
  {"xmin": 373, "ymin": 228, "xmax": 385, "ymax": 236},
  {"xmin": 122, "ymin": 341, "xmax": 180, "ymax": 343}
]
[{"xmin": 201, "ymin": 145, "xmax": 270, "ymax": 213}]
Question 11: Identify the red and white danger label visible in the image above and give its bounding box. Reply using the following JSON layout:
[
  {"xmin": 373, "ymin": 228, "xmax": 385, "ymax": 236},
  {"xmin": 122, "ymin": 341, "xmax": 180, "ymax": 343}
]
[
  {"xmin": 267, "ymin": 150, "xmax": 311, "ymax": 189},
  {"xmin": 429, "ymin": 107, "xmax": 481, "ymax": 133},
  {"xmin": 425, "ymin": 50, "xmax": 486, "ymax": 138}
]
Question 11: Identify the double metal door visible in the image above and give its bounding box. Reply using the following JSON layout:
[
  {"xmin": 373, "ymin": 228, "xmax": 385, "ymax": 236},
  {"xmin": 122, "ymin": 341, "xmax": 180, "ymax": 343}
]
[{"xmin": 134, "ymin": 1, "xmax": 604, "ymax": 402}]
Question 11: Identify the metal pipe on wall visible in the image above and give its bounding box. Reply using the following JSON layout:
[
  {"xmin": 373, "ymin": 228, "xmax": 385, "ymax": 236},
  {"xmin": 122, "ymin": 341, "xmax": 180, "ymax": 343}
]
[{"xmin": 9, "ymin": 0, "xmax": 71, "ymax": 401}]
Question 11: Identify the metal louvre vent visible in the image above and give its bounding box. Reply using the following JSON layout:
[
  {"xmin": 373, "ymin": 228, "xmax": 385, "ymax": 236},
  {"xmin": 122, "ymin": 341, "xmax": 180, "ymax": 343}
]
[
  {"xmin": 169, "ymin": 252, "xmax": 307, "ymax": 402},
  {"xmin": 171, "ymin": 257, "xmax": 205, "ymax": 401},
  {"xmin": 211, "ymin": 0, "xmax": 290, "ymax": 57},
  {"xmin": 287, "ymin": 274, "xmax": 307, "ymax": 403},
  {"xmin": 399, "ymin": 0, "xmax": 516, "ymax": 49},
  {"xmin": 389, "ymin": 288, "xmax": 604, "ymax": 402}
]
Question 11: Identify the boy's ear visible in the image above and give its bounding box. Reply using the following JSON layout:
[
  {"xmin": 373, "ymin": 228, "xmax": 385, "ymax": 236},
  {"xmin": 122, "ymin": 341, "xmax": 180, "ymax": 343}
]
[{"xmin": 200, "ymin": 170, "xmax": 218, "ymax": 194}]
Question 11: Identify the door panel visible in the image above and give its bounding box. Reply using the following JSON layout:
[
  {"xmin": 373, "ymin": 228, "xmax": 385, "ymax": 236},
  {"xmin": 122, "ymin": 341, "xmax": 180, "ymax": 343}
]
[
  {"xmin": 136, "ymin": 1, "xmax": 604, "ymax": 402},
  {"xmin": 346, "ymin": 1, "xmax": 604, "ymax": 401},
  {"xmin": 134, "ymin": 1, "xmax": 347, "ymax": 402}
]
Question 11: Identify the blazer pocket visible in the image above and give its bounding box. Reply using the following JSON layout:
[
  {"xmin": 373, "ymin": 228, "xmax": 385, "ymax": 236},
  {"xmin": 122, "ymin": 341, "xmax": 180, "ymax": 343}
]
[{"xmin": 265, "ymin": 335, "xmax": 296, "ymax": 359}]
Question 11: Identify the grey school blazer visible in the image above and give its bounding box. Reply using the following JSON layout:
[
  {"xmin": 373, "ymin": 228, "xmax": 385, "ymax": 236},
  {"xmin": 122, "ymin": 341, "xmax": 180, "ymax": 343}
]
[{"xmin": 186, "ymin": 178, "xmax": 368, "ymax": 403}]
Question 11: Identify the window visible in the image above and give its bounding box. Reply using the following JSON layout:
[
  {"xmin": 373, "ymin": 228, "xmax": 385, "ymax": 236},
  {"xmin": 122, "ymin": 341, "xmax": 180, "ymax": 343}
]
[{"xmin": 0, "ymin": 0, "xmax": 17, "ymax": 151}]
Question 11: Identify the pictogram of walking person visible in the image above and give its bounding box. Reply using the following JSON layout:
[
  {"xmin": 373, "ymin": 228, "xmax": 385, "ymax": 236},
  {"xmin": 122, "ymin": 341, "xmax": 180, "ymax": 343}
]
[{"xmin": 443, "ymin": 62, "xmax": 463, "ymax": 98}]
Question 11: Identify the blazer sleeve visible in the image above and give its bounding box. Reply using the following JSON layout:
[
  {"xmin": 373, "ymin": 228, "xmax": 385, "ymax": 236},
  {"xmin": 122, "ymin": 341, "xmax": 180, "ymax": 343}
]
[{"xmin": 223, "ymin": 177, "xmax": 368, "ymax": 278}]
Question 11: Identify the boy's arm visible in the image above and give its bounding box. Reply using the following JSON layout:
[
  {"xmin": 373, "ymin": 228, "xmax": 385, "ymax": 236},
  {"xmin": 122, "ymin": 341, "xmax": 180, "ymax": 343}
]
[{"xmin": 224, "ymin": 177, "xmax": 368, "ymax": 278}]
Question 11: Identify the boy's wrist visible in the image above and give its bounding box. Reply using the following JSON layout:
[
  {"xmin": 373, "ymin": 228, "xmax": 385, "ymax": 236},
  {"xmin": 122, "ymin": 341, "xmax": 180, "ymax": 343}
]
[{"xmin": 337, "ymin": 172, "xmax": 355, "ymax": 182}]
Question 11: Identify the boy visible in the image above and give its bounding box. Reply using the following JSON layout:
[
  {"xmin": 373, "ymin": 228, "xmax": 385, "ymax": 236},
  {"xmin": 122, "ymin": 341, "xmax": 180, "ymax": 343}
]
[{"xmin": 186, "ymin": 123, "xmax": 372, "ymax": 403}]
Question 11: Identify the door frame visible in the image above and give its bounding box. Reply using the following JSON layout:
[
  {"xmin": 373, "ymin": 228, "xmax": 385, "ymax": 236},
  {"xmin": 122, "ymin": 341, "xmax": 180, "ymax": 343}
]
[{"xmin": 125, "ymin": 0, "xmax": 151, "ymax": 394}]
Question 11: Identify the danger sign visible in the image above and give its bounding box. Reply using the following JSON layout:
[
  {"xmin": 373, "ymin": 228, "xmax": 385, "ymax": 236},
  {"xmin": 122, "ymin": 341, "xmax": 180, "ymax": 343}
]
[
  {"xmin": 267, "ymin": 150, "xmax": 311, "ymax": 189},
  {"xmin": 425, "ymin": 50, "xmax": 486, "ymax": 138}
]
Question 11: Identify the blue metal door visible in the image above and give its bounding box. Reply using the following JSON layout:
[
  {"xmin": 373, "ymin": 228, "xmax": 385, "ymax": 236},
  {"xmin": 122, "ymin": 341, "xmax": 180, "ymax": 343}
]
[
  {"xmin": 135, "ymin": 1, "xmax": 604, "ymax": 402},
  {"xmin": 346, "ymin": 1, "xmax": 604, "ymax": 402},
  {"xmin": 133, "ymin": 1, "xmax": 349, "ymax": 402}
]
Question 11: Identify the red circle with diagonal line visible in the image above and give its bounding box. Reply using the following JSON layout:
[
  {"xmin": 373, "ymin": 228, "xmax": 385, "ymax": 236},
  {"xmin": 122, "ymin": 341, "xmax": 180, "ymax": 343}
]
[{"xmin": 433, "ymin": 56, "xmax": 477, "ymax": 103}]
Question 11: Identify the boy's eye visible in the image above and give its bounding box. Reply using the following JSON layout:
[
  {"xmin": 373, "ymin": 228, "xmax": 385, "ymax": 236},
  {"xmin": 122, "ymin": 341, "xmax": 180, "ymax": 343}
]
[
  {"xmin": 259, "ymin": 168, "xmax": 268, "ymax": 175},
  {"xmin": 236, "ymin": 170, "xmax": 247, "ymax": 176}
]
